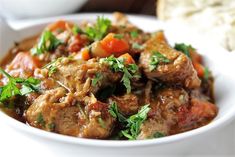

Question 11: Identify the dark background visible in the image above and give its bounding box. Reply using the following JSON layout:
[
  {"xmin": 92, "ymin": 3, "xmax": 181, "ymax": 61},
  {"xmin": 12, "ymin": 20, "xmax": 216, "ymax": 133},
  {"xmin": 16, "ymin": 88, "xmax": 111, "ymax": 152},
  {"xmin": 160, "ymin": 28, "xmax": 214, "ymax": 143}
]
[{"xmin": 79, "ymin": 0, "xmax": 156, "ymax": 15}]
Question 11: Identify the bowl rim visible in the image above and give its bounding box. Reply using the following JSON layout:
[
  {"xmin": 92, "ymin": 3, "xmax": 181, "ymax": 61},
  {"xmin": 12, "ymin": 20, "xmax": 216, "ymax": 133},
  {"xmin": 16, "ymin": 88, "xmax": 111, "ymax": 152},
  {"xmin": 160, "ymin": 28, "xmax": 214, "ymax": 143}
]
[{"xmin": 1, "ymin": 13, "xmax": 235, "ymax": 148}]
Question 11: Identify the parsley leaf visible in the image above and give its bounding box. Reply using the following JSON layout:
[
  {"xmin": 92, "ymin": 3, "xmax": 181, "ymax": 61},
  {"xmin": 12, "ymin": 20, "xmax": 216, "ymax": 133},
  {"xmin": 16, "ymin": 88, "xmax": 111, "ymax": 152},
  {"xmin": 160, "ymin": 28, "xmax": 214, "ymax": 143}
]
[
  {"xmin": 204, "ymin": 67, "xmax": 210, "ymax": 80},
  {"xmin": 100, "ymin": 56, "xmax": 140, "ymax": 93},
  {"xmin": 91, "ymin": 72, "xmax": 103, "ymax": 86},
  {"xmin": 121, "ymin": 104, "xmax": 150, "ymax": 140},
  {"xmin": 149, "ymin": 51, "xmax": 170, "ymax": 71},
  {"xmin": 98, "ymin": 117, "xmax": 106, "ymax": 129},
  {"xmin": 85, "ymin": 16, "xmax": 111, "ymax": 41},
  {"xmin": 37, "ymin": 113, "xmax": 46, "ymax": 128},
  {"xmin": 130, "ymin": 31, "xmax": 138, "ymax": 38},
  {"xmin": 72, "ymin": 24, "xmax": 83, "ymax": 35},
  {"xmin": 132, "ymin": 42, "xmax": 144, "ymax": 50},
  {"xmin": 0, "ymin": 68, "xmax": 40, "ymax": 103},
  {"xmin": 31, "ymin": 30, "xmax": 62, "ymax": 55},
  {"xmin": 114, "ymin": 34, "xmax": 124, "ymax": 39},
  {"xmin": 174, "ymin": 43, "xmax": 195, "ymax": 58},
  {"xmin": 43, "ymin": 57, "xmax": 64, "ymax": 76},
  {"xmin": 153, "ymin": 132, "xmax": 165, "ymax": 138},
  {"xmin": 109, "ymin": 102, "xmax": 126, "ymax": 123}
]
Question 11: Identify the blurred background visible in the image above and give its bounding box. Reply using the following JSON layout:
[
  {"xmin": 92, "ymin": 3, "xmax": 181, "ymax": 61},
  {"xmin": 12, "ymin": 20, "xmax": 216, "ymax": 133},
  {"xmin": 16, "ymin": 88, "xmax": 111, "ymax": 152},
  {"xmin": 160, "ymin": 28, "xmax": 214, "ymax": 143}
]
[{"xmin": 0, "ymin": 0, "xmax": 156, "ymax": 19}]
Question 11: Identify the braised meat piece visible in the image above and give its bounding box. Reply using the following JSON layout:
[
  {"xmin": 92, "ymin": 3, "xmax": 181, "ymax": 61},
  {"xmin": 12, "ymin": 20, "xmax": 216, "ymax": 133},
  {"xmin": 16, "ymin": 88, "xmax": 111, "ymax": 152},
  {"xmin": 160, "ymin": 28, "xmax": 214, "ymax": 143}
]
[
  {"xmin": 138, "ymin": 87, "xmax": 218, "ymax": 139},
  {"xmin": 138, "ymin": 87, "xmax": 189, "ymax": 139},
  {"xmin": 108, "ymin": 93, "xmax": 139, "ymax": 116},
  {"xmin": 26, "ymin": 87, "xmax": 115, "ymax": 139},
  {"xmin": 49, "ymin": 58, "xmax": 121, "ymax": 97},
  {"xmin": 139, "ymin": 31, "xmax": 201, "ymax": 89}
]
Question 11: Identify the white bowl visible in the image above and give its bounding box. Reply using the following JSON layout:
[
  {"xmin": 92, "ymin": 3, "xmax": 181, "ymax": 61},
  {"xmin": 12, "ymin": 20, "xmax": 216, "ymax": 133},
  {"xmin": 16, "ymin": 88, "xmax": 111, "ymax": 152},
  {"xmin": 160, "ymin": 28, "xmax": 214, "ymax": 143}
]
[
  {"xmin": 0, "ymin": 0, "xmax": 87, "ymax": 19},
  {"xmin": 0, "ymin": 13, "xmax": 235, "ymax": 157}
]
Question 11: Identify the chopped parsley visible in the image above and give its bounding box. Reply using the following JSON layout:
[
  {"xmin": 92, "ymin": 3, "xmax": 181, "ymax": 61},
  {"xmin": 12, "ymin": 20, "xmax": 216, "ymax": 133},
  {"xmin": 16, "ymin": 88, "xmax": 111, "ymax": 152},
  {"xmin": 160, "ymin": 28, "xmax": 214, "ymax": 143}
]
[
  {"xmin": 31, "ymin": 30, "xmax": 62, "ymax": 55},
  {"xmin": 114, "ymin": 34, "xmax": 124, "ymax": 39},
  {"xmin": 132, "ymin": 42, "xmax": 144, "ymax": 50},
  {"xmin": 149, "ymin": 51, "xmax": 170, "ymax": 71},
  {"xmin": 98, "ymin": 117, "xmax": 106, "ymax": 129},
  {"xmin": 109, "ymin": 102, "xmax": 126, "ymax": 123},
  {"xmin": 48, "ymin": 122, "xmax": 56, "ymax": 131},
  {"xmin": 174, "ymin": 43, "xmax": 195, "ymax": 58},
  {"xmin": 37, "ymin": 113, "xmax": 46, "ymax": 128},
  {"xmin": 85, "ymin": 16, "xmax": 111, "ymax": 41},
  {"xmin": 91, "ymin": 72, "xmax": 103, "ymax": 86},
  {"xmin": 109, "ymin": 102, "xmax": 150, "ymax": 140},
  {"xmin": 121, "ymin": 104, "xmax": 150, "ymax": 140},
  {"xmin": 204, "ymin": 67, "xmax": 210, "ymax": 80},
  {"xmin": 100, "ymin": 56, "xmax": 140, "ymax": 93},
  {"xmin": 72, "ymin": 24, "xmax": 83, "ymax": 35},
  {"xmin": 153, "ymin": 132, "xmax": 165, "ymax": 138},
  {"xmin": 130, "ymin": 31, "xmax": 138, "ymax": 38},
  {"xmin": 0, "ymin": 68, "xmax": 40, "ymax": 103}
]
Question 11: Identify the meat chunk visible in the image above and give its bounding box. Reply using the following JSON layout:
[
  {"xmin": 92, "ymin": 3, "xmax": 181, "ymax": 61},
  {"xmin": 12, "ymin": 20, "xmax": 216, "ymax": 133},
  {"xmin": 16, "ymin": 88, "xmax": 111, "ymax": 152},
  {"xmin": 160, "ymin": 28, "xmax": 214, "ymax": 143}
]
[
  {"xmin": 138, "ymin": 87, "xmax": 189, "ymax": 139},
  {"xmin": 50, "ymin": 58, "xmax": 121, "ymax": 97},
  {"xmin": 26, "ymin": 87, "xmax": 115, "ymax": 139},
  {"xmin": 138, "ymin": 87, "xmax": 218, "ymax": 139},
  {"xmin": 108, "ymin": 93, "xmax": 139, "ymax": 116},
  {"xmin": 176, "ymin": 89, "xmax": 218, "ymax": 132},
  {"xmin": 139, "ymin": 31, "xmax": 201, "ymax": 89}
]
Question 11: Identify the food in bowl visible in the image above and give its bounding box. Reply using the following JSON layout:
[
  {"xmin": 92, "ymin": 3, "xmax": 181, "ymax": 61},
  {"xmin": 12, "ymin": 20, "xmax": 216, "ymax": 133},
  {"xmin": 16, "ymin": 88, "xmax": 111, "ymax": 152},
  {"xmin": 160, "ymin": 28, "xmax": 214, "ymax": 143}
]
[{"xmin": 0, "ymin": 13, "xmax": 218, "ymax": 140}]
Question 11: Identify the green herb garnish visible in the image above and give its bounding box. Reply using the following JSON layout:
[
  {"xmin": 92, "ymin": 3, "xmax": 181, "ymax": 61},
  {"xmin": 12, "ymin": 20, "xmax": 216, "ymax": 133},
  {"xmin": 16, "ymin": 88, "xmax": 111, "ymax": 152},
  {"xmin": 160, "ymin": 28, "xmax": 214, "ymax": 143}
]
[
  {"xmin": 132, "ymin": 42, "xmax": 144, "ymax": 50},
  {"xmin": 109, "ymin": 102, "xmax": 126, "ymax": 123},
  {"xmin": 0, "ymin": 68, "xmax": 40, "ymax": 103},
  {"xmin": 98, "ymin": 117, "xmax": 106, "ymax": 129},
  {"xmin": 100, "ymin": 56, "xmax": 140, "ymax": 93},
  {"xmin": 149, "ymin": 51, "xmax": 170, "ymax": 71},
  {"xmin": 48, "ymin": 122, "xmax": 56, "ymax": 131},
  {"xmin": 153, "ymin": 132, "xmax": 165, "ymax": 138},
  {"xmin": 37, "ymin": 113, "xmax": 46, "ymax": 128},
  {"xmin": 108, "ymin": 102, "xmax": 150, "ymax": 140},
  {"xmin": 174, "ymin": 43, "xmax": 195, "ymax": 58},
  {"xmin": 204, "ymin": 67, "xmax": 210, "ymax": 80},
  {"xmin": 114, "ymin": 34, "xmax": 124, "ymax": 39},
  {"xmin": 72, "ymin": 24, "xmax": 83, "ymax": 35},
  {"xmin": 91, "ymin": 72, "xmax": 103, "ymax": 86},
  {"xmin": 130, "ymin": 31, "xmax": 138, "ymax": 38},
  {"xmin": 85, "ymin": 16, "xmax": 111, "ymax": 41},
  {"xmin": 121, "ymin": 104, "xmax": 150, "ymax": 140},
  {"xmin": 31, "ymin": 30, "xmax": 62, "ymax": 55}
]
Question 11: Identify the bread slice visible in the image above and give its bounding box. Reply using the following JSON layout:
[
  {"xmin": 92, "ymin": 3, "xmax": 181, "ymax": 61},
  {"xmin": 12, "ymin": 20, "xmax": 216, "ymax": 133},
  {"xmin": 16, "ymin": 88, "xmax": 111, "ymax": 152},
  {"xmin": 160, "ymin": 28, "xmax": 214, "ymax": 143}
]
[{"xmin": 157, "ymin": 0, "xmax": 235, "ymax": 52}]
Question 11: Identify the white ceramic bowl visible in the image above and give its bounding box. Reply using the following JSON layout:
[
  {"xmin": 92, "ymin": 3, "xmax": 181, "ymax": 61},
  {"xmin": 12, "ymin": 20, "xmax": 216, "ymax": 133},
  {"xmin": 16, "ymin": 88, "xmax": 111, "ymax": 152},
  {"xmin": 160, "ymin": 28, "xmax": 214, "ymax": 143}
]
[
  {"xmin": 0, "ymin": 0, "xmax": 87, "ymax": 19},
  {"xmin": 0, "ymin": 14, "xmax": 235, "ymax": 157}
]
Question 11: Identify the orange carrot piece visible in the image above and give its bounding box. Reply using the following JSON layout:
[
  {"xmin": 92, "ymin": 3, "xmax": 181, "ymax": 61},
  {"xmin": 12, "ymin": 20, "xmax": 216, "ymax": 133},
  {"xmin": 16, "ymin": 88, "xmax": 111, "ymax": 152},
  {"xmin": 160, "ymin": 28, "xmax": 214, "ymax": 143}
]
[
  {"xmin": 118, "ymin": 53, "xmax": 135, "ymax": 64},
  {"xmin": 100, "ymin": 33, "xmax": 129, "ymax": 56},
  {"xmin": 193, "ymin": 62, "xmax": 204, "ymax": 78}
]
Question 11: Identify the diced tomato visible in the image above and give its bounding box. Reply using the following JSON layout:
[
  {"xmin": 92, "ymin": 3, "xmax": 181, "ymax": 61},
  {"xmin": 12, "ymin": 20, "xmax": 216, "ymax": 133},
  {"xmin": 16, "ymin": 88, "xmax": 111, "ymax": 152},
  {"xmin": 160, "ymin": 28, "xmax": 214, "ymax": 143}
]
[
  {"xmin": 9, "ymin": 52, "xmax": 41, "ymax": 71},
  {"xmin": 68, "ymin": 35, "xmax": 84, "ymax": 53},
  {"xmin": 75, "ymin": 47, "xmax": 91, "ymax": 61},
  {"xmin": 193, "ymin": 62, "xmax": 204, "ymax": 78},
  {"xmin": 100, "ymin": 33, "xmax": 129, "ymax": 56},
  {"xmin": 118, "ymin": 53, "xmax": 135, "ymax": 64}
]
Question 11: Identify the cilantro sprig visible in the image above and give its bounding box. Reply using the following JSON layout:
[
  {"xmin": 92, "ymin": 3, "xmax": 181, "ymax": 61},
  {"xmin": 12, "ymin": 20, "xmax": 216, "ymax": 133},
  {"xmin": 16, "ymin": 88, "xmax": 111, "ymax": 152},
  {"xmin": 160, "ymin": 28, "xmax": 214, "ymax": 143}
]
[
  {"xmin": 31, "ymin": 30, "xmax": 62, "ymax": 55},
  {"xmin": 109, "ymin": 102, "xmax": 150, "ymax": 140},
  {"xmin": 85, "ymin": 16, "xmax": 111, "ymax": 41},
  {"xmin": 100, "ymin": 56, "xmax": 140, "ymax": 93},
  {"xmin": 149, "ymin": 51, "xmax": 170, "ymax": 71},
  {"xmin": 0, "ymin": 68, "xmax": 40, "ymax": 103}
]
